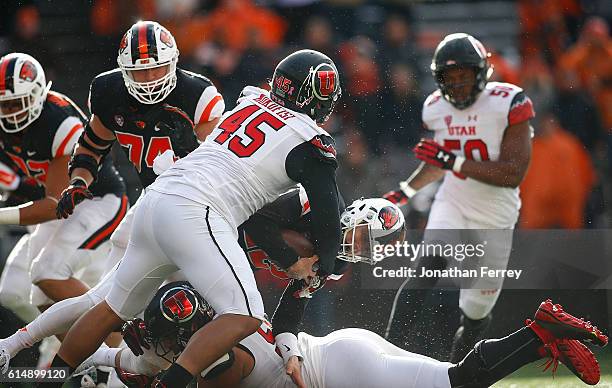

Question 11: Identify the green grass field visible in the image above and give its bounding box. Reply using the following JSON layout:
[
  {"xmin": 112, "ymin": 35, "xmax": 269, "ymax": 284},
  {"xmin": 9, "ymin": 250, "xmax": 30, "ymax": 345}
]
[{"xmin": 495, "ymin": 348, "xmax": 612, "ymax": 388}]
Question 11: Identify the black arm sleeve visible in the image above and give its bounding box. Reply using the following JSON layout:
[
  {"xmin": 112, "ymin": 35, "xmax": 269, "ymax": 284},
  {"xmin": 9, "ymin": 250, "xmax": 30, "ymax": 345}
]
[
  {"xmin": 242, "ymin": 189, "xmax": 304, "ymax": 269},
  {"xmin": 271, "ymin": 279, "xmax": 310, "ymax": 336},
  {"xmin": 285, "ymin": 141, "xmax": 341, "ymax": 275}
]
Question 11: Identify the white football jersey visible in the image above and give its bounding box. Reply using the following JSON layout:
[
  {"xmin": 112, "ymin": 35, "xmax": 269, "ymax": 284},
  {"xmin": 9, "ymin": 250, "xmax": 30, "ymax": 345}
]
[
  {"xmin": 238, "ymin": 321, "xmax": 317, "ymax": 388},
  {"xmin": 149, "ymin": 86, "xmax": 331, "ymax": 230},
  {"xmin": 422, "ymin": 82, "xmax": 534, "ymax": 227}
]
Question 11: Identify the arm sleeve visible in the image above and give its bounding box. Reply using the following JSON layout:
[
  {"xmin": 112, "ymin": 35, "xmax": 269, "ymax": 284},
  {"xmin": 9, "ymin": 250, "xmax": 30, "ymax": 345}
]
[
  {"xmin": 242, "ymin": 190, "xmax": 304, "ymax": 269},
  {"xmin": 271, "ymin": 279, "xmax": 310, "ymax": 336},
  {"xmin": 285, "ymin": 140, "xmax": 341, "ymax": 275},
  {"xmin": 88, "ymin": 77, "xmax": 114, "ymax": 130}
]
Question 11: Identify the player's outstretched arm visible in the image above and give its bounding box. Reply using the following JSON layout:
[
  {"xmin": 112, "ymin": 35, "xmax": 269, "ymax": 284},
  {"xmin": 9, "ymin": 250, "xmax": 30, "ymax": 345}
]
[
  {"xmin": 14, "ymin": 155, "xmax": 70, "ymax": 225},
  {"xmin": 457, "ymin": 120, "xmax": 532, "ymax": 187},
  {"xmin": 56, "ymin": 115, "xmax": 115, "ymax": 218},
  {"xmin": 384, "ymin": 161, "xmax": 445, "ymax": 205}
]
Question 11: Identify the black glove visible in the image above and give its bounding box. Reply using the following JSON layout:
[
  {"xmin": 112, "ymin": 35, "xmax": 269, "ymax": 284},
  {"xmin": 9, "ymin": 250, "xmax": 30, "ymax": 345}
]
[
  {"xmin": 122, "ymin": 318, "xmax": 150, "ymax": 356},
  {"xmin": 56, "ymin": 178, "xmax": 93, "ymax": 219},
  {"xmin": 157, "ymin": 104, "xmax": 199, "ymax": 158}
]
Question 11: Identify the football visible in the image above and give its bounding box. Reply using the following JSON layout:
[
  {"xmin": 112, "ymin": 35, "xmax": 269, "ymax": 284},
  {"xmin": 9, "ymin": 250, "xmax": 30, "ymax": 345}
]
[{"xmin": 281, "ymin": 229, "xmax": 315, "ymax": 258}]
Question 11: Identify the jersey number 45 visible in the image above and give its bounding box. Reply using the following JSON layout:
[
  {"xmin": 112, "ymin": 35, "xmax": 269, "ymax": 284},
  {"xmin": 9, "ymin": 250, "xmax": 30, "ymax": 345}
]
[{"xmin": 213, "ymin": 105, "xmax": 284, "ymax": 158}]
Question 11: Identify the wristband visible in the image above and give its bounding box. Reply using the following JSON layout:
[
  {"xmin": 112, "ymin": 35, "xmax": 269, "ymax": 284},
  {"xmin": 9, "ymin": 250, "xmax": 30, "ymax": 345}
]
[
  {"xmin": 275, "ymin": 332, "xmax": 303, "ymax": 364},
  {"xmin": 0, "ymin": 207, "xmax": 20, "ymax": 224},
  {"xmin": 452, "ymin": 155, "xmax": 466, "ymax": 173},
  {"xmin": 399, "ymin": 181, "xmax": 417, "ymax": 198}
]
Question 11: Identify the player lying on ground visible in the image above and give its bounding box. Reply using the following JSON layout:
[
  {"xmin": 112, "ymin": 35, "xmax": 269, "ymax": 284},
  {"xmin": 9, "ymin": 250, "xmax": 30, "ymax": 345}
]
[
  {"xmin": 238, "ymin": 188, "xmax": 405, "ymax": 386},
  {"xmin": 0, "ymin": 194, "xmax": 404, "ymax": 382},
  {"xmin": 78, "ymin": 282, "xmax": 608, "ymax": 388}
]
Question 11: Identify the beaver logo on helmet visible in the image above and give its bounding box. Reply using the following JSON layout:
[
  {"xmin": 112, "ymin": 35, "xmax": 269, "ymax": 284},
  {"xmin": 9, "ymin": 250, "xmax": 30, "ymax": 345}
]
[
  {"xmin": 161, "ymin": 288, "xmax": 198, "ymax": 322},
  {"xmin": 378, "ymin": 206, "xmax": 400, "ymax": 230},
  {"xmin": 19, "ymin": 61, "xmax": 37, "ymax": 82},
  {"xmin": 119, "ymin": 32, "xmax": 128, "ymax": 53},
  {"xmin": 160, "ymin": 29, "xmax": 174, "ymax": 48}
]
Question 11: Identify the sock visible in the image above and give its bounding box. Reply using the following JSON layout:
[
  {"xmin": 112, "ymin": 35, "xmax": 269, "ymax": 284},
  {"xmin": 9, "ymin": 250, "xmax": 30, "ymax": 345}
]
[
  {"xmin": 3, "ymin": 327, "xmax": 36, "ymax": 356},
  {"xmin": 450, "ymin": 314, "xmax": 492, "ymax": 363},
  {"xmin": 448, "ymin": 327, "xmax": 543, "ymax": 387},
  {"xmin": 92, "ymin": 344, "xmax": 120, "ymax": 368},
  {"xmin": 25, "ymin": 293, "xmax": 94, "ymax": 342},
  {"xmin": 159, "ymin": 363, "xmax": 194, "ymax": 388}
]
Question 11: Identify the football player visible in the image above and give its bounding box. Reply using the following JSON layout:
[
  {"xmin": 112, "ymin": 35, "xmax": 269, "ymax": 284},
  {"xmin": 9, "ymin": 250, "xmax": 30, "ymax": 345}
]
[
  {"xmin": 0, "ymin": 193, "xmax": 403, "ymax": 381},
  {"xmin": 48, "ymin": 48, "xmax": 343, "ymax": 387},
  {"xmin": 81, "ymin": 282, "xmax": 608, "ymax": 388},
  {"xmin": 55, "ymin": 20, "xmax": 225, "ymax": 285},
  {"xmin": 383, "ymin": 33, "xmax": 535, "ymax": 362},
  {"xmin": 239, "ymin": 191, "xmax": 406, "ymax": 385},
  {"xmin": 0, "ymin": 53, "xmax": 126, "ymax": 321}
]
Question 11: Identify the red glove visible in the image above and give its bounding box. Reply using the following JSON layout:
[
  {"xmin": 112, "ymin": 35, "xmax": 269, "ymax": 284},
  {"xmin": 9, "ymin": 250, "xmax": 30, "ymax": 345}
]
[
  {"xmin": 56, "ymin": 178, "xmax": 93, "ymax": 219},
  {"xmin": 413, "ymin": 139, "xmax": 463, "ymax": 171},
  {"xmin": 121, "ymin": 318, "xmax": 150, "ymax": 356},
  {"xmin": 383, "ymin": 189, "xmax": 409, "ymax": 206}
]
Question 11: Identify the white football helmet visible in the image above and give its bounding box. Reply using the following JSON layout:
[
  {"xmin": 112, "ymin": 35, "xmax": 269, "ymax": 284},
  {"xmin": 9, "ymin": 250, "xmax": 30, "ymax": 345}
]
[
  {"xmin": 0, "ymin": 53, "xmax": 51, "ymax": 133},
  {"xmin": 117, "ymin": 21, "xmax": 179, "ymax": 104},
  {"xmin": 338, "ymin": 198, "xmax": 406, "ymax": 265}
]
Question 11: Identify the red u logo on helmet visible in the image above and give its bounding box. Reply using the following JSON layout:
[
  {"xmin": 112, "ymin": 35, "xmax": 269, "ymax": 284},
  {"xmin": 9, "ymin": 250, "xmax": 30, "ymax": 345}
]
[{"xmin": 317, "ymin": 70, "xmax": 336, "ymax": 97}]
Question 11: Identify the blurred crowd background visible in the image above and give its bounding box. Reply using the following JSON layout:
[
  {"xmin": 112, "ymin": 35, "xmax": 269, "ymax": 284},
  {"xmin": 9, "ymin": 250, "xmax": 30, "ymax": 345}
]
[
  {"xmin": 1, "ymin": 0, "xmax": 611, "ymax": 231},
  {"xmin": 0, "ymin": 0, "xmax": 611, "ymax": 370}
]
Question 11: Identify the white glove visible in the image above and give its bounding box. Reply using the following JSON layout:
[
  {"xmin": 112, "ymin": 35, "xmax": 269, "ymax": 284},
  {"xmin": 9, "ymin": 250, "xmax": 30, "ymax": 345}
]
[{"xmin": 152, "ymin": 149, "xmax": 177, "ymax": 175}]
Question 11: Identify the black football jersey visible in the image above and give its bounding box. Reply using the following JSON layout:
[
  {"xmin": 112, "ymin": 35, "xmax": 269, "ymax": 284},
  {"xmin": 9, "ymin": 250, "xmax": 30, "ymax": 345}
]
[
  {"xmin": 238, "ymin": 187, "xmax": 346, "ymax": 278},
  {"xmin": 0, "ymin": 91, "xmax": 125, "ymax": 199},
  {"xmin": 89, "ymin": 68, "xmax": 224, "ymax": 187}
]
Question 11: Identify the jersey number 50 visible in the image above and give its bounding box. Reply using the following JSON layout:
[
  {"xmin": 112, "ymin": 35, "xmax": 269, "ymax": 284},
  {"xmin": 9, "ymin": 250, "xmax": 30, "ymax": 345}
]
[
  {"xmin": 443, "ymin": 139, "xmax": 489, "ymax": 180},
  {"xmin": 213, "ymin": 105, "xmax": 284, "ymax": 157}
]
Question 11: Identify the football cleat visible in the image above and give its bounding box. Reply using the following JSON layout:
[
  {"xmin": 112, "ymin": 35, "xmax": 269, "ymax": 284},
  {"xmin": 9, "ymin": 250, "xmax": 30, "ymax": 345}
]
[
  {"xmin": 527, "ymin": 319, "xmax": 601, "ymax": 385},
  {"xmin": 73, "ymin": 358, "xmax": 96, "ymax": 377},
  {"xmin": 535, "ymin": 299, "xmax": 608, "ymax": 347},
  {"xmin": 0, "ymin": 346, "xmax": 10, "ymax": 374}
]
